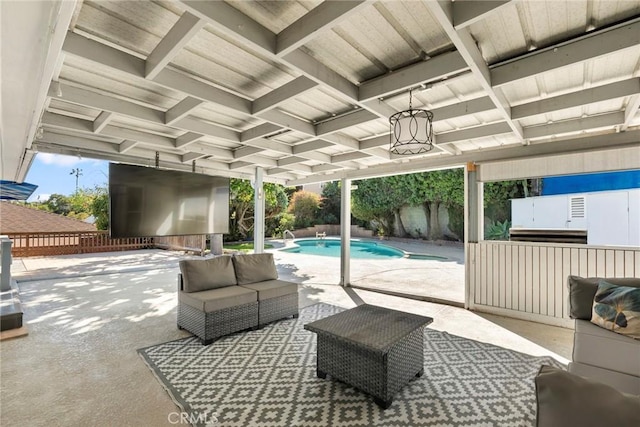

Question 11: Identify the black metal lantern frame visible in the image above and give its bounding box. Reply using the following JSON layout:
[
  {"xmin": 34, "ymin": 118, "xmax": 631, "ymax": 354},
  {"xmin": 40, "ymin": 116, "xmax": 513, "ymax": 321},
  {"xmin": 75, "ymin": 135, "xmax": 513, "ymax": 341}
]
[{"xmin": 389, "ymin": 89, "xmax": 434, "ymax": 155}]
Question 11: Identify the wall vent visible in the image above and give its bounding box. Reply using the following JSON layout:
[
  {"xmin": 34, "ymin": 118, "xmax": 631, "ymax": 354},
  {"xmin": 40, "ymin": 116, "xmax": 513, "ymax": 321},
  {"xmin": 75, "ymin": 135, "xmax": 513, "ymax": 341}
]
[{"xmin": 569, "ymin": 196, "xmax": 586, "ymax": 219}]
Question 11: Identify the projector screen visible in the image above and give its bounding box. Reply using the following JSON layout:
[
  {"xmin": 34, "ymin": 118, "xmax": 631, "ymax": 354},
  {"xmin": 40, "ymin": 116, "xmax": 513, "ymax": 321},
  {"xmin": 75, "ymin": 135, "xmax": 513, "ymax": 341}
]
[{"xmin": 109, "ymin": 163, "xmax": 230, "ymax": 238}]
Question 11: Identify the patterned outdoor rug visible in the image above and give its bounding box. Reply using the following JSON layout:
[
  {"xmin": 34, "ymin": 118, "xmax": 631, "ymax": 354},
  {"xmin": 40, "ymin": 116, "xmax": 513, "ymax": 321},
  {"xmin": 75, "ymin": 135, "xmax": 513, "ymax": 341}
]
[{"xmin": 138, "ymin": 303, "xmax": 564, "ymax": 427}]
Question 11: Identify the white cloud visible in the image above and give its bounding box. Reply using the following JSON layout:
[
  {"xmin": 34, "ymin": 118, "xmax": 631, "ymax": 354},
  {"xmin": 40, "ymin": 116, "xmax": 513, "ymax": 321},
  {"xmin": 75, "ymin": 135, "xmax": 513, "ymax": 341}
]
[
  {"xmin": 38, "ymin": 153, "xmax": 91, "ymax": 167},
  {"xmin": 30, "ymin": 193, "xmax": 51, "ymax": 202}
]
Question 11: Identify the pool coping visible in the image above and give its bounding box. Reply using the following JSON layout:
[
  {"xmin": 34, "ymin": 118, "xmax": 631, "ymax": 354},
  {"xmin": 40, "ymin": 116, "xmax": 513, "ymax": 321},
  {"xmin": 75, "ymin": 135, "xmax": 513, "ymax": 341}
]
[{"xmin": 276, "ymin": 237, "xmax": 448, "ymax": 261}]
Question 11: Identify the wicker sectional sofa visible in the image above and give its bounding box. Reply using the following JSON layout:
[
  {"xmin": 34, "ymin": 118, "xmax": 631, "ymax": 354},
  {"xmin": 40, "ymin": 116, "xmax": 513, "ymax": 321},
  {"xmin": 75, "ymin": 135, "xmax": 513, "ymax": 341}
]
[{"xmin": 177, "ymin": 253, "xmax": 298, "ymax": 345}]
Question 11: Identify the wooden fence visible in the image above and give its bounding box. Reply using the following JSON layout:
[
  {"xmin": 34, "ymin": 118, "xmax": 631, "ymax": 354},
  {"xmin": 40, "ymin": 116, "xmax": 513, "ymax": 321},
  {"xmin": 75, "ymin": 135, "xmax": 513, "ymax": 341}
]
[{"xmin": 4, "ymin": 232, "xmax": 206, "ymax": 257}]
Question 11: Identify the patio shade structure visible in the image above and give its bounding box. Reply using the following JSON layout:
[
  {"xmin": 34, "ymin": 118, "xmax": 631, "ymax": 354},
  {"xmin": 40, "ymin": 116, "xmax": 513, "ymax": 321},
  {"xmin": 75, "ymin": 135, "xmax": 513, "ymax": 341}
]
[
  {"xmin": 1, "ymin": 0, "xmax": 639, "ymax": 187},
  {"xmin": 1, "ymin": 1, "xmax": 639, "ymax": 311},
  {"xmin": 0, "ymin": 181, "xmax": 38, "ymax": 201}
]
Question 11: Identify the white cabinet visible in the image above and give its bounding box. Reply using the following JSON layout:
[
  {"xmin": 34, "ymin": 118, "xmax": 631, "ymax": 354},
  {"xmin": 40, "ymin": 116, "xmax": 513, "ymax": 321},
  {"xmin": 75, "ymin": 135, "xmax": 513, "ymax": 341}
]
[{"xmin": 511, "ymin": 189, "xmax": 639, "ymax": 246}]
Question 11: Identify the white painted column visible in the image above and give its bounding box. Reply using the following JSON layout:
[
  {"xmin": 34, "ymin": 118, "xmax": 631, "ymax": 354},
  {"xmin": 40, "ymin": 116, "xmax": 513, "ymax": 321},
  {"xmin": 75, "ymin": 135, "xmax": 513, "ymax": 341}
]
[
  {"xmin": 340, "ymin": 178, "xmax": 351, "ymax": 286},
  {"xmin": 464, "ymin": 164, "xmax": 472, "ymax": 310},
  {"xmin": 210, "ymin": 234, "xmax": 223, "ymax": 255},
  {"xmin": 466, "ymin": 162, "xmax": 484, "ymax": 243},
  {"xmin": 1, "ymin": 236, "xmax": 13, "ymax": 292},
  {"xmin": 464, "ymin": 162, "xmax": 484, "ymax": 309},
  {"xmin": 477, "ymin": 176, "xmax": 484, "ymax": 242},
  {"xmin": 253, "ymin": 167, "xmax": 265, "ymax": 254}
]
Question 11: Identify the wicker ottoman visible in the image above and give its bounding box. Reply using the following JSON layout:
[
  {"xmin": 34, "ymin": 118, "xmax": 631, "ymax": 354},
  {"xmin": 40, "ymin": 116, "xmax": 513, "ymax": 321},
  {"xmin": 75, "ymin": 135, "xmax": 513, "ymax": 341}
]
[{"xmin": 304, "ymin": 304, "xmax": 433, "ymax": 409}]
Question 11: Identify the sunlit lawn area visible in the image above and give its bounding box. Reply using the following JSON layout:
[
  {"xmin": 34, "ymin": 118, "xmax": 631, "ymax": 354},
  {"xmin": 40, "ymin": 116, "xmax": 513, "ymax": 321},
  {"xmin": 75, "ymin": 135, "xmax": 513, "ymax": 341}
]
[{"xmin": 223, "ymin": 242, "xmax": 273, "ymax": 252}]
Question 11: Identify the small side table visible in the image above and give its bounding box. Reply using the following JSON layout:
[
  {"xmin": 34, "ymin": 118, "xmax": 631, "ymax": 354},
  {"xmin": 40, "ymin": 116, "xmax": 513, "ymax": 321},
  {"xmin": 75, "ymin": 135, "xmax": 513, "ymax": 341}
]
[{"xmin": 304, "ymin": 304, "xmax": 433, "ymax": 409}]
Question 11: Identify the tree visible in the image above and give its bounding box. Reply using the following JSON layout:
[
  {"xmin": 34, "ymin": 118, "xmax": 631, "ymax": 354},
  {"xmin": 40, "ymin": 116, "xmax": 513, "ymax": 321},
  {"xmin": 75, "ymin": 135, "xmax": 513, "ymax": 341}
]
[
  {"xmin": 484, "ymin": 180, "xmax": 529, "ymax": 223},
  {"xmin": 44, "ymin": 194, "xmax": 72, "ymax": 216},
  {"xmin": 67, "ymin": 188, "xmax": 98, "ymax": 220},
  {"xmin": 350, "ymin": 170, "xmax": 466, "ymax": 240},
  {"xmin": 90, "ymin": 187, "xmax": 109, "ymax": 230},
  {"xmin": 351, "ymin": 176, "xmax": 409, "ymax": 236},
  {"xmin": 345, "ymin": 169, "xmax": 531, "ymax": 242},
  {"xmin": 27, "ymin": 186, "xmax": 108, "ymax": 229},
  {"xmin": 318, "ymin": 181, "xmax": 341, "ymax": 224},
  {"xmin": 404, "ymin": 169, "xmax": 464, "ymax": 240},
  {"xmin": 29, "ymin": 200, "xmax": 53, "ymax": 213},
  {"xmin": 264, "ymin": 184, "xmax": 289, "ymax": 237},
  {"xmin": 288, "ymin": 190, "xmax": 320, "ymax": 228},
  {"xmin": 228, "ymin": 179, "xmax": 288, "ymax": 240},
  {"xmin": 385, "ymin": 175, "xmax": 414, "ymax": 237}
]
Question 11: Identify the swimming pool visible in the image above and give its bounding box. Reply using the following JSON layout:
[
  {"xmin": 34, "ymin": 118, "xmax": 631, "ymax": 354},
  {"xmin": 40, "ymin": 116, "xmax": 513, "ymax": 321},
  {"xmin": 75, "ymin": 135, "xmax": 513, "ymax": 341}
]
[{"xmin": 281, "ymin": 239, "xmax": 405, "ymax": 259}]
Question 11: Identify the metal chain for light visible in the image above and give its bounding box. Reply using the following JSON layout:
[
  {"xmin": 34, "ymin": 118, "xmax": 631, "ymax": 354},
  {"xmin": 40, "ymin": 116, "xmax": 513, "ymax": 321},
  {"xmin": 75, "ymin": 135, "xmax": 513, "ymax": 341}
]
[{"xmin": 389, "ymin": 89, "xmax": 434, "ymax": 155}]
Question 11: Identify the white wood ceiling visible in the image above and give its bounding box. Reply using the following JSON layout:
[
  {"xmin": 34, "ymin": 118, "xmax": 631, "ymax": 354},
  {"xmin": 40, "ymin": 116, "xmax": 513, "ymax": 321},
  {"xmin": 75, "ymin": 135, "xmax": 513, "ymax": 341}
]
[{"xmin": 6, "ymin": 0, "xmax": 640, "ymax": 184}]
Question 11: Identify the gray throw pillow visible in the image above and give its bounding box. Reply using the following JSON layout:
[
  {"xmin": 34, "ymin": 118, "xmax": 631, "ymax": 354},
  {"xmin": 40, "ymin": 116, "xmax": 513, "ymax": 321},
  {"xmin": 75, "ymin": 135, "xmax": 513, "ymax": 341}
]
[
  {"xmin": 232, "ymin": 253, "xmax": 278, "ymax": 285},
  {"xmin": 568, "ymin": 276, "xmax": 640, "ymax": 320},
  {"xmin": 591, "ymin": 280, "xmax": 640, "ymax": 339},
  {"xmin": 535, "ymin": 365, "xmax": 640, "ymax": 427},
  {"xmin": 179, "ymin": 256, "xmax": 237, "ymax": 292}
]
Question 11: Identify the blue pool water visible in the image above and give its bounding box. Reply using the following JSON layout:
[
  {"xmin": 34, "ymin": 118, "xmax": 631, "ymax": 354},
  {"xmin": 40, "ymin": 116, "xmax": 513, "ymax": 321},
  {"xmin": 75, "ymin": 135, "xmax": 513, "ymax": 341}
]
[{"xmin": 282, "ymin": 239, "xmax": 405, "ymax": 259}]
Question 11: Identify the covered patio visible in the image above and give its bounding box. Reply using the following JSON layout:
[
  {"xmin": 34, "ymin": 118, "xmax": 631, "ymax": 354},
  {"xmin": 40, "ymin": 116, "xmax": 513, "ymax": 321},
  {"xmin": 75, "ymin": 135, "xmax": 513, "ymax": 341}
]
[
  {"xmin": 1, "ymin": 0, "xmax": 640, "ymax": 424},
  {"xmin": 2, "ymin": 0, "xmax": 639, "ymax": 325},
  {"xmin": 2, "ymin": 249, "xmax": 571, "ymax": 425}
]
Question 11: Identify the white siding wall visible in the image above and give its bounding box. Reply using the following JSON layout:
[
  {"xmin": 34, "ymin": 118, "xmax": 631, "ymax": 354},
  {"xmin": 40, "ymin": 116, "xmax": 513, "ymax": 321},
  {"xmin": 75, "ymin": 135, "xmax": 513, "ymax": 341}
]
[{"xmin": 467, "ymin": 241, "xmax": 640, "ymax": 327}]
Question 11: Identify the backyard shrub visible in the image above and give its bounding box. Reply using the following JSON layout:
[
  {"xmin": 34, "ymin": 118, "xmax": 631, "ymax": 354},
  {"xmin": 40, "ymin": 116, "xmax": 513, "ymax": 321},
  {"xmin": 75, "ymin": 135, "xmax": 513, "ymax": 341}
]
[
  {"xmin": 275, "ymin": 212, "xmax": 295, "ymax": 237},
  {"xmin": 91, "ymin": 190, "xmax": 109, "ymax": 230},
  {"xmin": 318, "ymin": 181, "xmax": 341, "ymax": 224},
  {"xmin": 485, "ymin": 220, "xmax": 511, "ymax": 240},
  {"xmin": 288, "ymin": 191, "xmax": 320, "ymax": 228}
]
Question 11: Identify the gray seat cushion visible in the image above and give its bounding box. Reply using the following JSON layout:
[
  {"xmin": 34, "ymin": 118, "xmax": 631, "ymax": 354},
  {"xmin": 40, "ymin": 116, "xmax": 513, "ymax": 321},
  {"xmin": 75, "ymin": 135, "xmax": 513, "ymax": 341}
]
[
  {"xmin": 535, "ymin": 365, "xmax": 640, "ymax": 427},
  {"xmin": 232, "ymin": 253, "xmax": 278, "ymax": 285},
  {"xmin": 573, "ymin": 319, "xmax": 640, "ymax": 377},
  {"xmin": 569, "ymin": 362, "xmax": 640, "ymax": 395},
  {"xmin": 179, "ymin": 286, "xmax": 257, "ymax": 313},
  {"xmin": 179, "ymin": 256, "xmax": 237, "ymax": 292},
  {"xmin": 239, "ymin": 280, "xmax": 298, "ymax": 301},
  {"xmin": 568, "ymin": 276, "xmax": 640, "ymax": 320}
]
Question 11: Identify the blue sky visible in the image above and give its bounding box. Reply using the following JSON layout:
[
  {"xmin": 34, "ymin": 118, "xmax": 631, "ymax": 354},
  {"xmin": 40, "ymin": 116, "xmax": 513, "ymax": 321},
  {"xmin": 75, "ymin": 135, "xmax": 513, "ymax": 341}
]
[{"xmin": 26, "ymin": 153, "xmax": 109, "ymax": 202}]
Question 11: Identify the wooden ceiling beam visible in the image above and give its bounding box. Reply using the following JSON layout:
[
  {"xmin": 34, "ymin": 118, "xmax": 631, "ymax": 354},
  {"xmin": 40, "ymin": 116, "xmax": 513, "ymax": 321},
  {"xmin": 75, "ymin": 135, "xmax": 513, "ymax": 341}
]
[
  {"xmin": 276, "ymin": 1, "xmax": 373, "ymax": 56},
  {"xmin": 427, "ymin": 1, "xmax": 524, "ymax": 141},
  {"xmin": 252, "ymin": 76, "xmax": 318, "ymax": 114},
  {"xmin": 453, "ymin": 1, "xmax": 513, "ymax": 29},
  {"xmin": 145, "ymin": 11, "xmax": 204, "ymax": 79},
  {"xmin": 492, "ymin": 20, "xmax": 640, "ymax": 87},
  {"xmin": 165, "ymin": 97, "xmax": 205, "ymax": 125}
]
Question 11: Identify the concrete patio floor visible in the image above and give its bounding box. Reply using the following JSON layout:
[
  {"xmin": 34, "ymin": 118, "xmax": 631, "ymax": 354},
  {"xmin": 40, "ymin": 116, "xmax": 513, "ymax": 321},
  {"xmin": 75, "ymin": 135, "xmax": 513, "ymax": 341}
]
[
  {"xmin": 270, "ymin": 237, "xmax": 465, "ymax": 305},
  {"xmin": 1, "ymin": 249, "xmax": 573, "ymax": 426}
]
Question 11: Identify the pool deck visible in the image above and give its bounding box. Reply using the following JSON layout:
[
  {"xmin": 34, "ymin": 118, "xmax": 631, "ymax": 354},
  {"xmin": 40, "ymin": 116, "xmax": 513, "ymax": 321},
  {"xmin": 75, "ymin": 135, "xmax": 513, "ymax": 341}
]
[
  {"xmin": 10, "ymin": 238, "xmax": 465, "ymax": 306},
  {"xmin": 269, "ymin": 237, "xmax": 465, "ymax": 305}
]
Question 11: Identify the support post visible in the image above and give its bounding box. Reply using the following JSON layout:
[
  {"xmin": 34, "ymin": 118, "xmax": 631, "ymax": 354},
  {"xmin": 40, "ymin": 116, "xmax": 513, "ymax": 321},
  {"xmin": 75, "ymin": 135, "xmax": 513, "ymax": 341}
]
[
  {"xmin": 254, "ymin": 167, "xmax": 265, "ymax": 254},
  {"xmin": 466, "ymin": 162, "xmax": 483, "ymax": 243},
  {"xmin": 340, "ymin": 178, "xmax": 351, "ymax": 286},
  {"xmin": 464, "ymin": 162, "xmax": 484, "ymax": 310},
  {"xmin": 210, "ymin": 234, "xmax": 223, "ymax": 255},
  {"xmin": 1, "ymin": 237, "xmax": 13, "ymax": 292}
]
